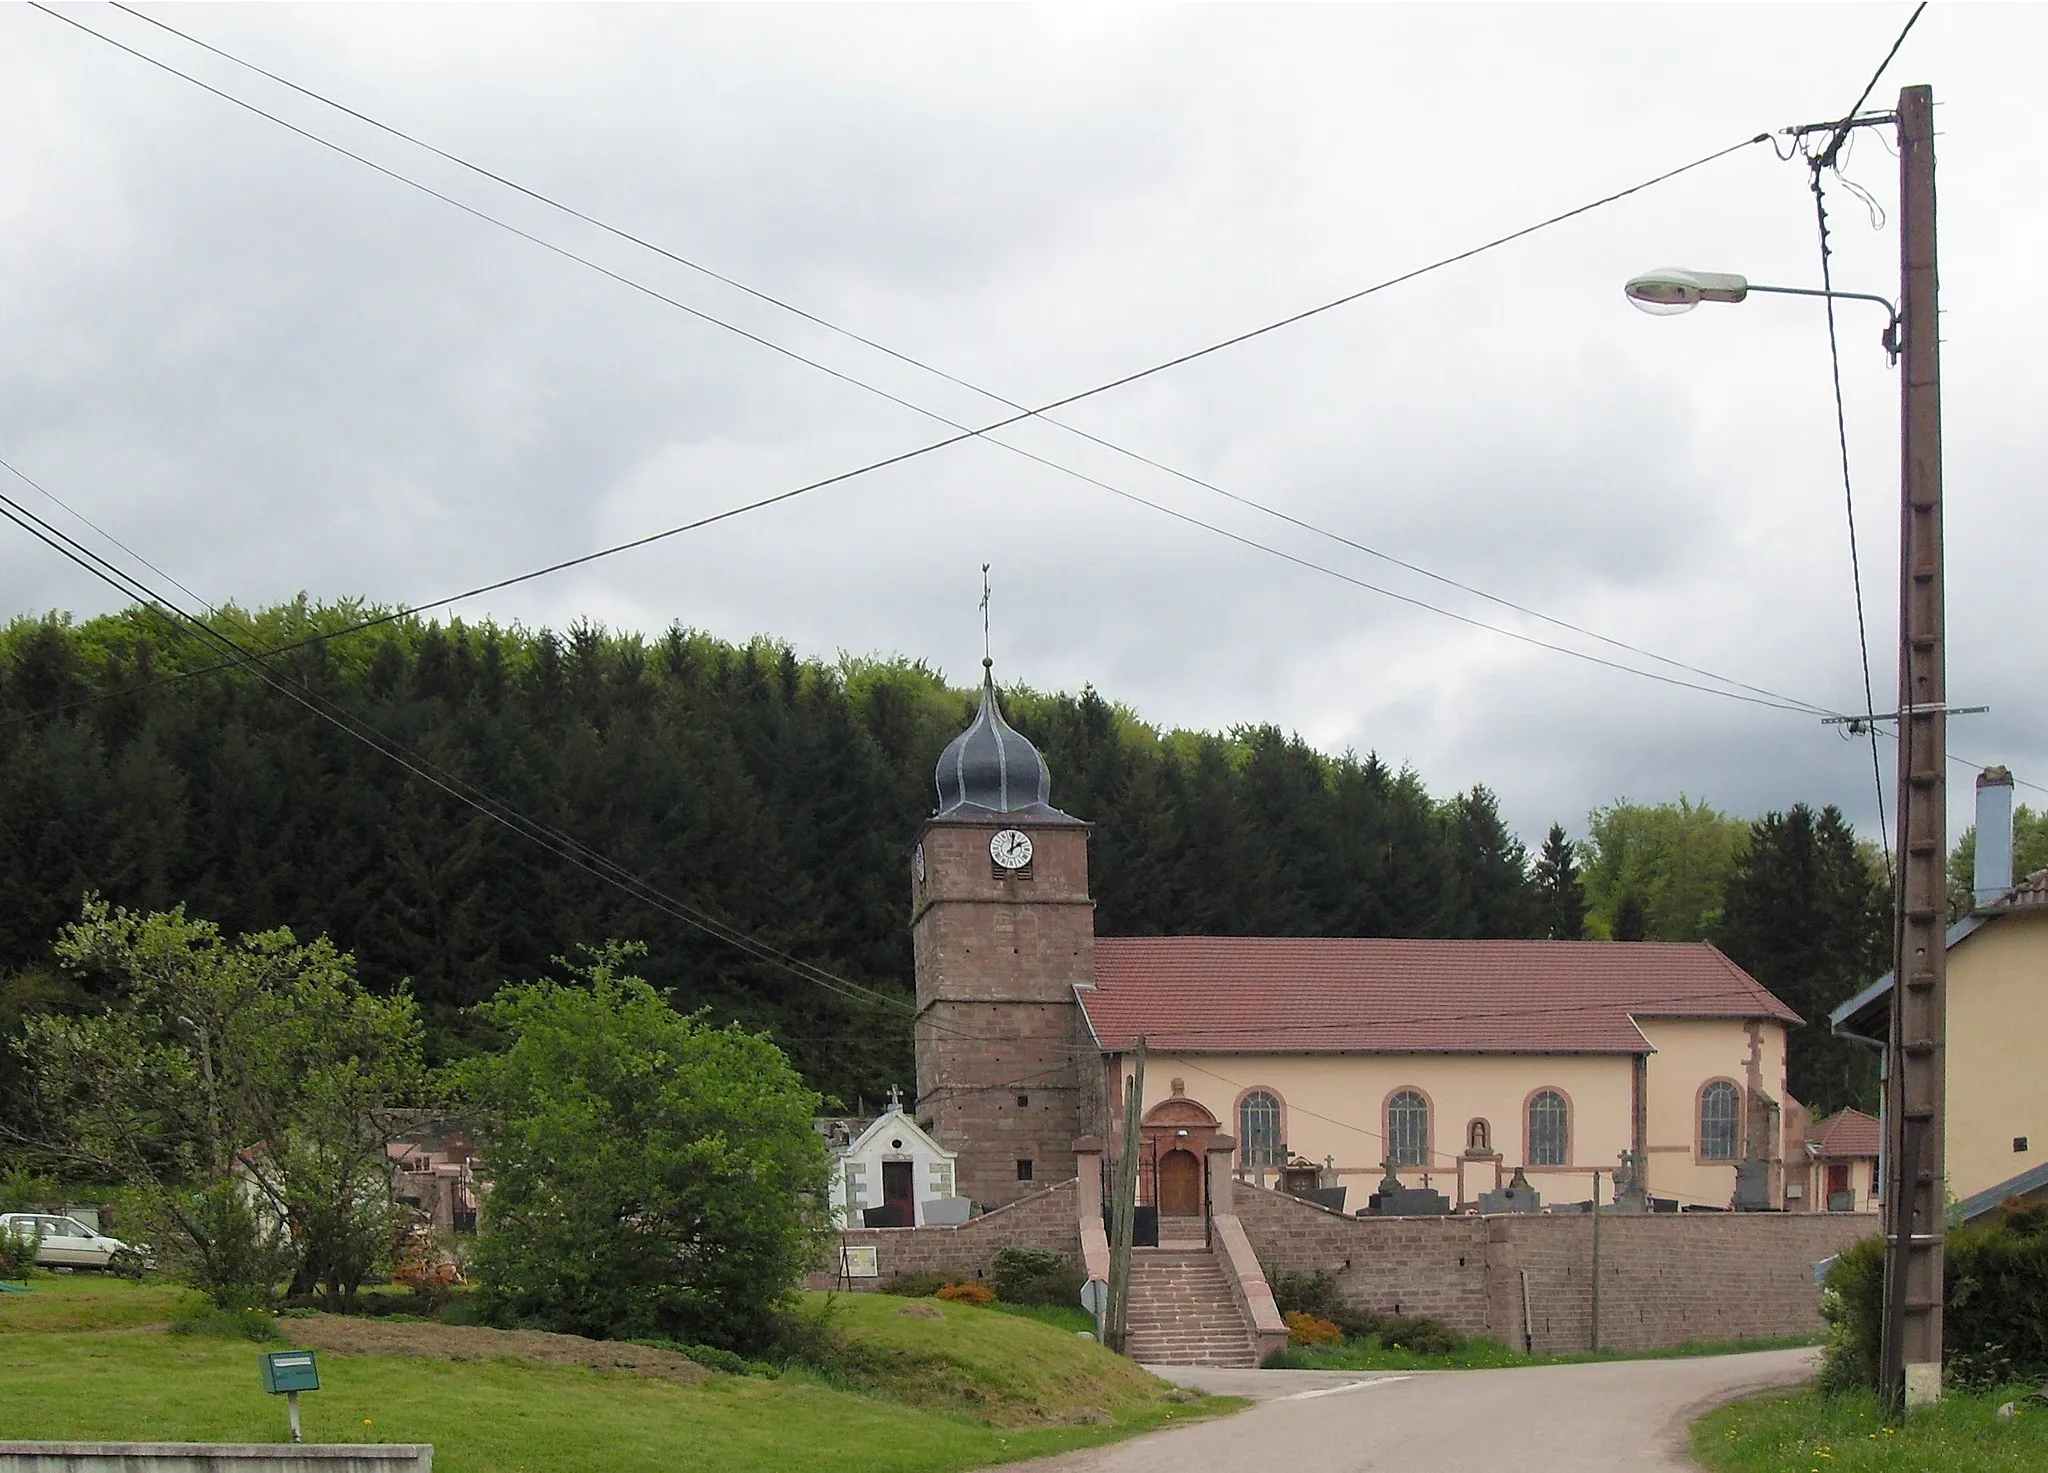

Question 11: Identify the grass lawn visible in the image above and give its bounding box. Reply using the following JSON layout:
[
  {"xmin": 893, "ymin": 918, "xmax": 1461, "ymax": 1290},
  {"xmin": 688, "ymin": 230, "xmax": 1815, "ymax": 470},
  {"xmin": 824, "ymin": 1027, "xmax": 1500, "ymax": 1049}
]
[
  {"xmin": 1, "ymin": 1276, "xmax": 1236, "ymax": 1473},
  {"xmin": 0, "ymin": 1272, "xmax": 191, "ymax": 1332},
  {"xmin": 1265, "ymin": 1333, "xmax": 1820, "ymax": 1373},
  {"xmin": 1694, "ymin": 1386, "xmax": 2048, "ymax": 1473},
  {"xmin": 987, "ymin": 1301, "xmax": 1097, "ymax": 1336}
]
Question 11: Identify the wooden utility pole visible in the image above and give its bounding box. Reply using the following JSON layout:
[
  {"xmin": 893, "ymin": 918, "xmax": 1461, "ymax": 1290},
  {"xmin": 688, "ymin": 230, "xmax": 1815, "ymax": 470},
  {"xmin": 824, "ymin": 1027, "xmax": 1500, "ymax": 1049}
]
[
  {"xmin": 1880, "ymin": 82, "xmax": 1947, "ymax": 1415},
  {"xmin": 1104, "ymin": 1039, "xmax": 1145, "ymax": 1353}
]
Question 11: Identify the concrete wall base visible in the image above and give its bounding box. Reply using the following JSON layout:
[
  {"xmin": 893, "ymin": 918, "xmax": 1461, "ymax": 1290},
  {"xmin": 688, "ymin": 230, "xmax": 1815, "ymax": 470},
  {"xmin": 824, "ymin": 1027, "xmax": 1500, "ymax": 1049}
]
[{"xmin": 0, "ymin": 1444, "xmax": 432, "ymax": 1472}]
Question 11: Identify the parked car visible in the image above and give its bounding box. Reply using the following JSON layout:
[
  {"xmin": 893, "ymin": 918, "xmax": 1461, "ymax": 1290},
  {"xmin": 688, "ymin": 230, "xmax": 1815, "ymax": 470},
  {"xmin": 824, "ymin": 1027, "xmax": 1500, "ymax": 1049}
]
[{"xmin": 0, "ymin": 1213, "xmax": 152, "ymax": 1274}]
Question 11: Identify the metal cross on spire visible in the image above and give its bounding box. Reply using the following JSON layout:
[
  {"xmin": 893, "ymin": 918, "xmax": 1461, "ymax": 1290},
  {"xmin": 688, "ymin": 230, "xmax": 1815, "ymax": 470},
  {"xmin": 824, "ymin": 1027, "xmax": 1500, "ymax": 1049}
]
[{"xmin": 980, "ymin": 562, "xmax": 992, "ymax": 671}]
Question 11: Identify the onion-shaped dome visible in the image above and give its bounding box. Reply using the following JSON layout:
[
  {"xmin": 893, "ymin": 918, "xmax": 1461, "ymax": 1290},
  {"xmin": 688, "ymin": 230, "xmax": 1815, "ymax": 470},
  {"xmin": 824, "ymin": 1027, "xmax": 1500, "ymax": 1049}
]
[{"xmin": 933, "ymin": 661, "xmax": 1071, "ymax": 819}]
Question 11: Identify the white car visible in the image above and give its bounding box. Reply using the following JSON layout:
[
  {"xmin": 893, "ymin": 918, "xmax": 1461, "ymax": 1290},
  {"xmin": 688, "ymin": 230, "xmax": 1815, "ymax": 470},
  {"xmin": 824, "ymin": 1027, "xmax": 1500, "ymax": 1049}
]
[{"xmin": 0, "ymin": 1213, "xmax": 150, "ymax": 1273}]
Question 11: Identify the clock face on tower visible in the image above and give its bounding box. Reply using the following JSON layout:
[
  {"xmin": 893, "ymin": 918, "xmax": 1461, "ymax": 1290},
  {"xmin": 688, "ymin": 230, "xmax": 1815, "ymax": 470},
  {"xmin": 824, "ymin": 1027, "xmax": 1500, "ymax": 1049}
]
[
  {"xmin": 989, "ymin": 828, "xmax": 1034, "ymax": 870},
  {"xmin": 911, "ymin": 842, "xmax": 926, "ymax": 884}
]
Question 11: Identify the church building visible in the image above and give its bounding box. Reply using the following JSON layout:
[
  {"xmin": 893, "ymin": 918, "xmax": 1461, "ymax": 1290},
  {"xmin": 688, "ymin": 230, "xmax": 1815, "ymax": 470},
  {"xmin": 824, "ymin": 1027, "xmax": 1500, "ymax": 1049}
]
[{"xmin": 911, "ymin": 666, "xmax": 1804, "ymax": 1214}]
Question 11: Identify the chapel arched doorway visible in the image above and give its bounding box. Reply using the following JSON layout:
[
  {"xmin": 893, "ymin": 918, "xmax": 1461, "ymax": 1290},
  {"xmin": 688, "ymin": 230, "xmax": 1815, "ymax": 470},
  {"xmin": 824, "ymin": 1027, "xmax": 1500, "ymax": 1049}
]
[
  {"xmin": 1139, "ymin": 1083, "xmax": 1221, "ymax": 1217},
  {"xmin": 1157, "ymin": 1149, "xmax": 1202, "ymax": 1216}
]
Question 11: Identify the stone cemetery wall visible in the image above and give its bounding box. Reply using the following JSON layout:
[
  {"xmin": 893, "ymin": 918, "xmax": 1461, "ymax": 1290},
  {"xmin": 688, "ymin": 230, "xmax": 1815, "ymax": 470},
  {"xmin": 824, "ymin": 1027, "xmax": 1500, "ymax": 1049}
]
[
  {"xmin": 808, "ymin": 1177, "xmax": 1081, "ymax": 1289},
  {"xmin": 1503, "ymin": 1208, "xmax": 1879, "ymax": 1353},
  {"xmin": 1230, "ymin": 1180, "xmax": 1876, "ymax": 1354}
]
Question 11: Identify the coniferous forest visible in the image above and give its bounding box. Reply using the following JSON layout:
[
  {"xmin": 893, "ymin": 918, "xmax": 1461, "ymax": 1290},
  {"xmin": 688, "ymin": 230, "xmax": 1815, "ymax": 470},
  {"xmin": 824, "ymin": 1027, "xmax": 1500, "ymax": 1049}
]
[{"xmin": 0, "ymin": 601, "xmax": 1893, "ymax": 1114}]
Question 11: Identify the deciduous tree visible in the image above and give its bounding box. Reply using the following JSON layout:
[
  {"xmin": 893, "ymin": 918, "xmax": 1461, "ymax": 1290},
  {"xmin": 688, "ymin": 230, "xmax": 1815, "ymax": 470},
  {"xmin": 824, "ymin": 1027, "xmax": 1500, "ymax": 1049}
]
[
  {"xmin": 1581, "ymin": 798, "xmax": 1749, "ymax": 940},
  {"xmin": 449, "ymin": 944, "xmax": 830, "ymax": 1352},
  {"xmin": 13, "ymin": 898, "xmax": 423, "ymax": 1307}
]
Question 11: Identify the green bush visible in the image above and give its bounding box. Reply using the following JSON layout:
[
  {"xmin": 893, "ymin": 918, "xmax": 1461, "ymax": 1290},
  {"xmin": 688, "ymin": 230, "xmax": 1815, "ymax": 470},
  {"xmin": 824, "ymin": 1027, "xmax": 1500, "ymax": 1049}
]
[
  {"xmin": 629, "ymin": 1337, "xmax": 753, "ymax": 1375},
  {"xmin": 0, "ymin": 1168, "xmax": 64, "ymax": 1213},
  {"xmin": 877, "ymin": 1272, "xmax": 949, "ymax": 1298},
  {"xmin": 1818, "ymin": 1236, "xmax": 1884, "ymax": 1394},
  {"xmin": 176, "ymin": 1182, "xmax": 294, "ymax": 1311},
  {"xmin": 1264, "ymin": 1266, "xmax": 1463, "ymax": 1352},
  {"xmin": 1821, "ymin": 1203, "xmax": 2048, "ymax": 1393},
  {"xmin": 1266, "ymin": 1267, "xmax": 1346, "ymax": 1320},
  {"xmin": 763, "ymin": 1301, "xmax": 855, "ymax": 1373},
  {"xmin": 0, "ymin": 1222, "xmax": 37, "ymax": 1281},
  {"xmin": 168, "ymin": 1303, "xmax": 285, "ymax": 1342},
  {"xmin": 449, "ymin": 950, "xmax": 830, "ymax": 1355},
  {"xmin": 988, "ymin": 1247, "xmax": 1084, "ymax": 1308},
  {"xmin": 1376, "ymin": 1313, "xmax": 1463, "ymax": 1355}
]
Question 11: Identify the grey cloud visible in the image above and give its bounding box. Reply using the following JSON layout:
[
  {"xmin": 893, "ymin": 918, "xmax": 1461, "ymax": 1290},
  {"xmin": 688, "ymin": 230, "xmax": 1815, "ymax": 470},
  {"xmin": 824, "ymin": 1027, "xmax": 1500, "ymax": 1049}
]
[{"xmin": 3, "ymin": 3, "xmax": 2042, "ymax": 856}]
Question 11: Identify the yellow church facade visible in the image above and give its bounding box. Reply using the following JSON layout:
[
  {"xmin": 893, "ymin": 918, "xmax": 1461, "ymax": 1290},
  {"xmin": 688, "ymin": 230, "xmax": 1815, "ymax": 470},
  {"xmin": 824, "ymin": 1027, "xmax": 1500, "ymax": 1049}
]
[{"xmin": 1083, "ymin": 936, "xmax": 1798, "ymax": 1213}]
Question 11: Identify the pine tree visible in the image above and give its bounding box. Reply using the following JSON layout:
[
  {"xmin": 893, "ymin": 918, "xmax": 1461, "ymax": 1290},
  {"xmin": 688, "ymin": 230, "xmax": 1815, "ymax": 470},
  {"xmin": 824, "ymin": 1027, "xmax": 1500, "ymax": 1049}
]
[
  {"xmin": 1612, "ymin": 893, "xmax": 1648, "ymax": 942},
  {"xmin": 0, "ymin": 601, "xmax": 1893, "ymax": 1115},
  {"xmin": 1533, "ymin": 823, "xmax": 1589, "ymax": 940},
  {"xmin": 1439, "ymin": 786, "xmax": 1543, "ymax": 939},
  {"xmin": 1713, "ymin": 804, "xmax": 1888, "ymax": 1114}
]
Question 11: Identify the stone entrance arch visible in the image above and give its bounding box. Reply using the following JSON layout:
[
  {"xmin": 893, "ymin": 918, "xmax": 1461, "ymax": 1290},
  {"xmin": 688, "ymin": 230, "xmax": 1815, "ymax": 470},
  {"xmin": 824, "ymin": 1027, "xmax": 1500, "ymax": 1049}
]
[{"xmin": 1141, "ymin": 1082, "xmax": 1221, "ymax": 1214}]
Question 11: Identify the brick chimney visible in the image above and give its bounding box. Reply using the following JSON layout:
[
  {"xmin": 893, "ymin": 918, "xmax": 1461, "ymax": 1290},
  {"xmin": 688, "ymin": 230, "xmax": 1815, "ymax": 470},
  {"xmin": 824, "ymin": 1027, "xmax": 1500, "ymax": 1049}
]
[{"xmin": 1974, "ymin": 766, "xmax": 2015, "ymax": 908}]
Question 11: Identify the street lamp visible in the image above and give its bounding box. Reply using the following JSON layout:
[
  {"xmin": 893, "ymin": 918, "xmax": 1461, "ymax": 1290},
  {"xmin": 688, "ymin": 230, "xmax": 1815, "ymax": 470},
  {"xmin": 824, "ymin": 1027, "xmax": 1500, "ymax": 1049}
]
[
  {"xmin": 1623, "ymin": 267, "xmax": 1900, "ymax": 361},
  {"xmin": 1624, "ymin": 82, "xmax": 1947, "ymax": 1419}
]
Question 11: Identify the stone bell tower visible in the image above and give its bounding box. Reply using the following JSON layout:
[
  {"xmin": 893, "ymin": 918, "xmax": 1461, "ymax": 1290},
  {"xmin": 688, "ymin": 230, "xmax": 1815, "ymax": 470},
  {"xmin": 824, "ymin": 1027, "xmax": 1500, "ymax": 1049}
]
[{"xmin": 910, "ymin": 659, "xmax": 1095, "ymax": 1209}]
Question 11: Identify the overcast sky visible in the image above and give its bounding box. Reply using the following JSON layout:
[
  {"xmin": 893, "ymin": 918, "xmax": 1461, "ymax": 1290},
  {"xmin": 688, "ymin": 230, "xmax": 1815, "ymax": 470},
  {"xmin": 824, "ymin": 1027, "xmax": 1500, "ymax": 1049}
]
[{"xmin": 2, "ymin": 3, "xmax": 2040, "ymax": 850}]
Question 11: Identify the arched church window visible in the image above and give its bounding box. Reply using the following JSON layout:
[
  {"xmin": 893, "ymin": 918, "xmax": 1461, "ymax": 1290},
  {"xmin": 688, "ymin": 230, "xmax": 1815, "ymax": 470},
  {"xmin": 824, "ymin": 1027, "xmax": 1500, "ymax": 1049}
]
[
  {"xmin": 1527, "ymin": 1090, "xmax": 1570, "ymax": 1166},
  {"xmin": 1386, "ymin": 1090, "xmax": 1430, "ymax": 1167},
  {"xmin": 1700, "ymin": 1080, "xmax": 1741, "ymax": 1160},
  {"xmin": 1238, "ymin": 1091, "xmax": 1282, "ymax": 1167}
]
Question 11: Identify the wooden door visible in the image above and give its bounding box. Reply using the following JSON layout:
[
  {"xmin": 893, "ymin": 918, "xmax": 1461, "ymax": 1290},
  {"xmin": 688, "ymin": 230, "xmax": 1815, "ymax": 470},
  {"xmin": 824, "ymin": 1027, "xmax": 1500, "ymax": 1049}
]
[
  {"xmin": 1827, "ymin": 1162, "xmax": 1850, "ymax": 1196},
  {"xmin": 882, "ymin": 1160, "xmax": 916, "ymax": 1226},
  {"xmin": 1158, "ymin": 1150, "xmax": 1202, "ymax": 1216}
]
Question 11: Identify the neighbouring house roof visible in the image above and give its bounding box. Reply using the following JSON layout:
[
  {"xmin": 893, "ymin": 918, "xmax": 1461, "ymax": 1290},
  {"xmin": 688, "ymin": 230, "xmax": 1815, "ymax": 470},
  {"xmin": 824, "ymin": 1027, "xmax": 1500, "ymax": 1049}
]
[
  {"xmin": 1080, "ymin": 937, "xmax": 1799, "ymax": 1055},
  {"xmin": 814, "ymin": 1116, "xmax": 876, "ymax": 1151},
  {"xmin": 1830, "ymin": 867, "xmax": 2048, "ymax": 1042},
  {"xmin": 1954, "ymin": 1160, "xmax": 2048, "ymax": 1223},
  {"xmin": 2007, "ymin": 867, "xmax": 2048, "ymax": 909},
  {"xmin": 1808, "ymin": 1108, "xmax": 1881, "ymax": 1159}
]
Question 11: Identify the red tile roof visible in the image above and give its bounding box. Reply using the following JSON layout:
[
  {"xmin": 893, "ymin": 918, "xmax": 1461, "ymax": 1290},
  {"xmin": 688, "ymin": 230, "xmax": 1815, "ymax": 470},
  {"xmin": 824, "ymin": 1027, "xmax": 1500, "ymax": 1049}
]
[
  {"xmin": 1081, "ymin": 937, "xmax": 1799, "ymax": 1055},
  {"xmin": 1810, "ymin": 1108, "xmax": 1881, "ymax": 1159},
  {"xmin": 2001, "ymin": 867, "xmax": 2048, "ymax": 910}
]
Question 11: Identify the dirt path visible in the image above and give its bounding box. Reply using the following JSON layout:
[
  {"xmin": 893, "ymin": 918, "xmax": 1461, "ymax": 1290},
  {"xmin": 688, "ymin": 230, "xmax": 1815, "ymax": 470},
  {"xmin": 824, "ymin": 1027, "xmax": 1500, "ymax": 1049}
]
[
  {"xmin": 1009, "ymin": 1348, "xmax": 1818, "ymax": 1472},
  {"xmin": 285, "ymin": 1313, "xmax": 710, "ymax": 1386}
]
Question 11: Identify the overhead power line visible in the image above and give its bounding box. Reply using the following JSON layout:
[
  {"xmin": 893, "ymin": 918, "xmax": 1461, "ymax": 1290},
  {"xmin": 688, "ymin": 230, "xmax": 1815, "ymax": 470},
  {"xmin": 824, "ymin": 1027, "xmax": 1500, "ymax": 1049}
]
[
  {"xmin": 1795, "ymin": 0, "xmax": 1931, "ymax": 892},
  {"xmin": 26, "ymin": 6, "xmax": 2031, "ymax": 802},
  {"xmin": 0, "ymin": 466, "xmax": 1206, "ymax": 1065},
  {"xmin": 0, "ymin": 480, "xmax": 921, "ymax": 1022},
  {"xmin": 33, "ymin": 3, "xmax": 1812, "ymax": 716},
  {"xmin": 1811, "ymin": 2, "xmax": 1928, "ymax": 171},
  {"xmin": 10, "ymin": 439, "xmax": 2040, "ymax": 1109},
  {"xmin": 1805, "ymin": 148, "xmax": 1893, "ymax": 887},
  {"xmin": 101, "ymin": 0, "xmax": 1820, "ymax": 713}
]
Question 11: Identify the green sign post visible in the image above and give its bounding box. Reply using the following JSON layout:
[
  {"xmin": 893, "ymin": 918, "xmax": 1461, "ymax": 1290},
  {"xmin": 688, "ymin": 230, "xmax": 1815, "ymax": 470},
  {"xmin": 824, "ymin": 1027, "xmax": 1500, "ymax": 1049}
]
[{"xmin": 259, "ymin": 1349, "xmax": 321, "ymax": 1443}]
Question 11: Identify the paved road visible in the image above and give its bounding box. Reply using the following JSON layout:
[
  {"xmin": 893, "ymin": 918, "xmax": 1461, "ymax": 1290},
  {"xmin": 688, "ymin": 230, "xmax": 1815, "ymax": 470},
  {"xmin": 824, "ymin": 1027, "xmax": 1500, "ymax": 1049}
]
[{"xmin": 1019, "ymin": 1348, "xmax": 1817, "ymax": 1473}]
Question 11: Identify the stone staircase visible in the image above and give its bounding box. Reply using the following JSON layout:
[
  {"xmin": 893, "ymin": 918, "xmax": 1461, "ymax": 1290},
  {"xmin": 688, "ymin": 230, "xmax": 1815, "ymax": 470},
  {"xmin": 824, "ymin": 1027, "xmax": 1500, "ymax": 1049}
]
[
  {"xmin": 1157, "ymin": 1214, "xmax": 1206, "ymax": 1247},
  {"xmin": 1122, "ymin": 1248, "xmax": 1259, "ymax": 1367}
]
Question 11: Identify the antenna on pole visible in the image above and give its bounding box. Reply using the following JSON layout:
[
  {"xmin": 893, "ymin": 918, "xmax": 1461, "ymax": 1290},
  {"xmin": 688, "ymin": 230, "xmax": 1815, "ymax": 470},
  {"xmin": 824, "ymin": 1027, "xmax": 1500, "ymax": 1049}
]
[{"xmin": 980, "ymin": 562, "xmax": 992, "ymax": 671}]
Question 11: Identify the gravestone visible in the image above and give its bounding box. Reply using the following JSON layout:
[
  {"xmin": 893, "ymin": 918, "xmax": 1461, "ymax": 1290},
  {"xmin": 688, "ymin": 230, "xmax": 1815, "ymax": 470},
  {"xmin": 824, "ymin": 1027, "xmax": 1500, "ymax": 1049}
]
[
  {"xmin": 1362, "ymin": 1160, "xmax": 1450, "ymax": 1216},
  {"xmin": 1612, "ymin": 1149, "xmax": 1651, "ymax": 1214},
  {"xmin": 1478, "ymin": 1165, "xmax": 1541, "ymax": 1214},
  {"xmin": 1732, "ymin": 1159, "xmax": 1774, "ymax": 1211}
]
